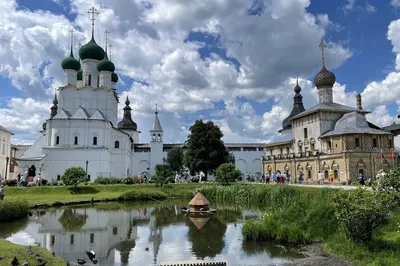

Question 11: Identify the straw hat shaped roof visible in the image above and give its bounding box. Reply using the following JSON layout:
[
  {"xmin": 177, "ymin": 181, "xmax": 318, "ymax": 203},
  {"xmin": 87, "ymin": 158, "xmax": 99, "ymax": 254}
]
[{"xmin": 189, "ymin": 192, "xmax": 210, "ymax": 206}]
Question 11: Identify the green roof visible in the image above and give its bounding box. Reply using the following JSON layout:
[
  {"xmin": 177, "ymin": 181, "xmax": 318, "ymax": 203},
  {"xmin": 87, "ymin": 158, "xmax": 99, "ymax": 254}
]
[
  {"xmin": 111, "ymin": 72, "xmax": 118, "ymax": 83},
  {"xmin": 79, "ymin": 38, "xmax": 105, "ymax": 61},
  {"xmin": 77, "ymin": 69, "xmax": 83, "ymax": 80},
  {"xmin": 61, "ymin": 48, "xmax": 80, "ymax": 71},
  {"xmin": 97, "ymin": 54, "xmax": 115, "ymax": 72}
]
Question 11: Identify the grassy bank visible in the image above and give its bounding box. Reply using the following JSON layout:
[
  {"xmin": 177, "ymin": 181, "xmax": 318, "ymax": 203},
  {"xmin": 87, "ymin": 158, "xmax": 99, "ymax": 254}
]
[
  {"xmin": 4, "ymin": 183, "xmax": 203, "ymax": 207},
  {"xmin": 0, "ymin": 239, "xmax": 65, "ymax": 266},
  {"xmin": 201, "ymin": 184, "xmax": 400, "ymax": 266},
  {"xmin": 0, "ymin": 199, "xmax": 30, "ymax": 222}
]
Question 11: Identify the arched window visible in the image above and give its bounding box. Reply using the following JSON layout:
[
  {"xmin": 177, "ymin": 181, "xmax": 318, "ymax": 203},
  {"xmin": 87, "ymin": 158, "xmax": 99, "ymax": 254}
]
[
  {"xmin": 152, "ymin": 134, "xmax": 156, "ymax": 141},
  {"xmin": 93, "ymin": 137, "xmax": 97, "ymax": 145},
  {"xmin": 97, "ymin": 76, "xmax": 100, "ymax": 87},
  {"xmin": 157, "ymin": 134, "xmax": 161, "ymax": 141},
  {"xmin": 2, "ymin": 139, "xmax": 5, "ymax": 154},
  {"xmin": 115, "ymin": 141, "xmax": 120, "ymax": 149},
  {"xmin": 74, "ymin": 136, "xmax": 78, "ymax": 145},
  {"xmin": 88, "ymin": 74, "xmax": 92, "ymax": 86},
  {"xmin": 55, "ymin": 136, "xmax": 60, "ymax": 145}
]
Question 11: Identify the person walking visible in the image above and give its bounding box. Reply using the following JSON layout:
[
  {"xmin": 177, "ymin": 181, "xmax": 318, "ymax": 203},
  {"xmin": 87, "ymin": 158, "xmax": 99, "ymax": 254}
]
[
  {"xmin": 0, "ymin": 185, "xmax": 4, "ymax": 200},
  {"xmin": 0, "ymin": 174, "xmax": 2, "ymax": 185},
  {"xmin": 359, "ymin": 173, "xmax": 365, "ymax": 186},
  {"xmin": 299, "ymin": 172, "xmax": 304, "ymax": 184},
  {"xmin": 318, "ymin": 171, "xmax": 323, "ymax": 185},
  {"xmin": 266, "ymin": 173, "xmax": 270, "ymax": 184}
]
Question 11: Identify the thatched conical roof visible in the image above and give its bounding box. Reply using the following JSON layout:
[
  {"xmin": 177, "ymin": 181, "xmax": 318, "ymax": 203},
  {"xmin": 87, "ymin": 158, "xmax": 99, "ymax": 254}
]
[{"xmin": 189, "ymin": 192, "xmax": 209, "ymax": 206}]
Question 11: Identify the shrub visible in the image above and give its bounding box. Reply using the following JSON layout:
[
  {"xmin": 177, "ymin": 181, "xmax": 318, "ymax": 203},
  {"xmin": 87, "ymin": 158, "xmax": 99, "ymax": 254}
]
[
  {"xmin": 214, "ymin": 163, "xmax": 242, "ymax": 185},
  {"xmin": 153, "ymin": 164, "xmax": 174, "ymax": 187},
  {"xmin": 61, "ymin": 166, "xmax": 87, "ymax": 190},
  {"xmin": 94, "ymin": 177, "xmax": 122, "ymax": 185},
  {"xmin": 333, "ymin": 188, "xmax": 399, "ymax": 244},
  {"xmin": 41, "ymin": 179, "xmax": 48, "ymax": 186},
  {"xmin": 118, "ymin": 190, "xmax": 167, "ymax": 201},
  {"xmin": 4, "ymin": 179, "xmax": 18, "ymax": 187},
  {"xmin": 0, "ymin": 199, "xmax": 29, "ymax": 222}
]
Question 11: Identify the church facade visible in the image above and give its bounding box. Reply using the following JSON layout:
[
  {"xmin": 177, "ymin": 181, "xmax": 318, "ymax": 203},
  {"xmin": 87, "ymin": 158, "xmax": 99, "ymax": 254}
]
[
  {"xmin": 16, "ymin": 21, "xmax": 263, "ymax": 181},
  {"xmin": 262, "ymin": 42, "xmax": 397, "ymax": 183}
]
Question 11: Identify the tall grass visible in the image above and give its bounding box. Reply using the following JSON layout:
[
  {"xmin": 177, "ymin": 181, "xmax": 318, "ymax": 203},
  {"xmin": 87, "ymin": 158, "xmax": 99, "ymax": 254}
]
[{"xmin": 0, "ymin": 199, "xmax": 30, "ymax": 222}]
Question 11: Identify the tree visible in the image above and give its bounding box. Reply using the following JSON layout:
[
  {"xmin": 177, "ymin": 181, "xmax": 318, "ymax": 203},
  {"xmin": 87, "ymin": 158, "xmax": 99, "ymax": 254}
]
[
  {"xmin": 228, "ymin": 152, "xmax": 235, "ymax": 164},
  {"xmin": 61, "ymin": 166, "xmax": 87, "ymax": 190},
  {"xmin": 166, "ymin": 146, "xmax": 184, "ymax": 174},
  {"xmin": 153, "ymin": 164, "xmax": 174, "ymax": 187},
  {"xmin": 185, "ymin": 120, "xmax": 229, "ymax": 179},
  {"xmin": 214, "ymin": 163, "xmax": 242, "ymax": 185}
]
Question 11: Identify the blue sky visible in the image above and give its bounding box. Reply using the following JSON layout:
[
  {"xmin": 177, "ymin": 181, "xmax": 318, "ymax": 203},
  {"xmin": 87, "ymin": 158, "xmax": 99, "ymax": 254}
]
[{"xmin": 1, "ymin": 0, "xmax": 400, "ymax": 144}]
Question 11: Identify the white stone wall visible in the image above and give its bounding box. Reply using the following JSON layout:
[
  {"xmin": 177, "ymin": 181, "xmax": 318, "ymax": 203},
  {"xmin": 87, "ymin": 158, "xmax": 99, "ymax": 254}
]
[
  {"xmin": 292, "ymin": 113, "xmax": 321, "ymax": 152},
  {"xmin": 232, "ymin": 150, "xmax": 264, "ymax": 175},
  {"xmin": 131, "ymin": 151, "xmax": 151, "ymax": 176},
  {"xmin": 150, "ymin": 140, "xmax": 164, "ymax": 175},
  {"xmin": 0, "ymin": 129, "xmax": 12, "ymax": 178}
]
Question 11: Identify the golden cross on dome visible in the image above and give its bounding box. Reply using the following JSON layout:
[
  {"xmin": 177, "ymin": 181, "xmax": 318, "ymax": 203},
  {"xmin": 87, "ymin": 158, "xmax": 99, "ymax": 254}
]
[
  {"xmin": 88, "ymin": 6, "xmax": 99, "ymax": 38},
  {"xmin": 319, "ymin": 41, "xmax": 326, "ymax": 67}
]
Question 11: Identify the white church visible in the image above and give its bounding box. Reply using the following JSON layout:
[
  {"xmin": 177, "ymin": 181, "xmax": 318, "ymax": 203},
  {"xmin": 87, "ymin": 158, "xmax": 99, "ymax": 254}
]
[{"xmin": 16, "ymin": 11, "xmax": 264, "ymax": 181}]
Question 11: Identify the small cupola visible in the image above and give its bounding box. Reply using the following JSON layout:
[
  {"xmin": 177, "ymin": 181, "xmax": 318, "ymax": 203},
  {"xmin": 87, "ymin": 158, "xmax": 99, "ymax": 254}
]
[
  {"xmin": 111, "ymin": 72, "xmax": 119, "ymax": 83},
  {"xmin": 61, "ymin": 45, "xmax": 80, "ymax": 71},
  {"xmin": 97, "ymin": 53, "xmax": 115, "ymax": 72}
]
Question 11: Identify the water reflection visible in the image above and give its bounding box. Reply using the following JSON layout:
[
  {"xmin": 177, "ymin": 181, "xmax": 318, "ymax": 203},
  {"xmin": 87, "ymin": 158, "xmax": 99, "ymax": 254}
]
[{"xmin": 1, "ymin": 200, "xmax": 304, "ymax": 265}]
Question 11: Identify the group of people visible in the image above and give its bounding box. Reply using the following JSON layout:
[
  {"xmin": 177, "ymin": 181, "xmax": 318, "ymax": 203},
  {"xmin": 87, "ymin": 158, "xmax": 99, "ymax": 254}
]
[
  {"xmin": 257, "ymin": 171, "xmax": 293, "ymax": 184},
  {"xmin": 137, "ymin": 173, "xmax": 148, "ymax": 184}
]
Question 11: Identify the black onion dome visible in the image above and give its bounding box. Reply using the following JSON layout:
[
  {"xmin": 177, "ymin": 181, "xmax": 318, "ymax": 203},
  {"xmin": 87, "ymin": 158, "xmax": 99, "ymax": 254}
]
[
  {"xmin": 281, "ymin": 81, "xmax": 305, "ymax": 130},
  {"xmin": 314, "ymin": 66, "xmax": 336, "ymax": 87},
  {"xmin": 42, "ymin": 122, "xmax": 47, "ymax": 131},
  {"xmin": 79, "ymin": 38, "xmax": 105, "ymax": 61},
  {"xmin": 111, "ymin": 72, "xmax": 118, "ymax": 83}
]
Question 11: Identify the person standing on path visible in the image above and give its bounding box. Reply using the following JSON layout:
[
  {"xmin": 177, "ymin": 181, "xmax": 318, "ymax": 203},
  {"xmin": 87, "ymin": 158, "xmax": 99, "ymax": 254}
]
[
  {"xmin": 318, "ymin": 171, "xmax": 323, "ymax": 185},
  {"xmin": 0, "ymin": 174, "xmax": 2, "ymax": 185},
  {"xmin": 0, "ymin": 185, "xmax": 4, "ymax": 200}
]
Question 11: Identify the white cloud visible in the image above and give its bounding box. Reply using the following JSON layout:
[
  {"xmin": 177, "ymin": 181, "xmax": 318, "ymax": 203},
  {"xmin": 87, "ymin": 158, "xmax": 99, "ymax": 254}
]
[
  {"xmin": 391, "ymin": 0, "xmax": 400, "ymax": 7},
  {"xmin": 343, "ymin": 0, "xmax": 377, "ymax": 14},
  {"xmin": 0, "ymin": 0, "xmax": 355, "ymax": 145}
]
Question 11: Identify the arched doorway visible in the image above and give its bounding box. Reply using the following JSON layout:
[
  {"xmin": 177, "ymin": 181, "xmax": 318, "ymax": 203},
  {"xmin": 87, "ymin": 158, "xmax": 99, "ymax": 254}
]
[
  {"xmin": 28, "ymin": 165, "xmax": 36, "ymax": 180},
  {"xmin": 331, "ymin": 162, "xmax": 339, "ymax": 180}
]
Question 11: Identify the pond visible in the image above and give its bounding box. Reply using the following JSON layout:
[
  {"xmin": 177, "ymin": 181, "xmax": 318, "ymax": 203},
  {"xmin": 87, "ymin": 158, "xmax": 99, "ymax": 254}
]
[{"xmin": 0, "ymin": 200, "xmax": 304, "ymax": 266}]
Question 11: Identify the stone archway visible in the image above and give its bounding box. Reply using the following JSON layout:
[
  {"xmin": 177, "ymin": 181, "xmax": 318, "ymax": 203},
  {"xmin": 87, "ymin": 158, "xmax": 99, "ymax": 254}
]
[{"xmin": 236, "ymin": 159, "xmax": 248, "ymax": 175}]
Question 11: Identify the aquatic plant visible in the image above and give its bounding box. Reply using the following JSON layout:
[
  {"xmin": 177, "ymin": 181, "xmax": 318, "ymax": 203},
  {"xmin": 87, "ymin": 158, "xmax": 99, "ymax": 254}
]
[{"xmin": 0, "ymin": 199, "xmax": 29, "ymax": 222}]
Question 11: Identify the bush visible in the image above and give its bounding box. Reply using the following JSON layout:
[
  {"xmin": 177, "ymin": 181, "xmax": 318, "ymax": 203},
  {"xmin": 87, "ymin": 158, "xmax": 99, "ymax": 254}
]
[
  {"xmin": 0, "ymin": 199, "xmax": 29, "ymax": 222},
  {"xmin": 118, "ymin": 190, "xmax": 167, "ymax": 201},
  {"xmin": 94, "ymin": 177, "xmax": 123, "ymax": 185},
  {"xmin": 61, "ymin": 166, "xmax": 87, "ymax": 190},
  {"xmin": 214, "ymin": 163, "xmax": 242, "ymax": 185},
  {"xmin": 4, "ymin": 179, "xmax": 18, "ymax": 187},
  {"xmin": 153, "ymin": 164, "xmax": 174, "ymax": 187},
  {"xmin": 333, "ymin": 188, "xmax": 399, "ymax": 244},
  {"xmin": 41, "ymin": 179, "xmax": 48, "ymax": 186}
]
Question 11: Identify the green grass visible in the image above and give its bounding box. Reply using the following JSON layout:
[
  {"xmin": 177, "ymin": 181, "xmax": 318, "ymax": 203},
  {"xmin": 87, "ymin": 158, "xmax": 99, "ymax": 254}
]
[
  {"xmin": 0, "ymin": 239, "xmax": 65, "ymax": 266},
  {"xmin": 3, "ymin": 183, "xmax": 203, "ymax": 207},
  {"xmin": 324, "ymin": 212, "xmax": 400, "ymax": 266},
  {"xmin": 0, "ymin": 199, "xmax": 29, "ymax": 222}
]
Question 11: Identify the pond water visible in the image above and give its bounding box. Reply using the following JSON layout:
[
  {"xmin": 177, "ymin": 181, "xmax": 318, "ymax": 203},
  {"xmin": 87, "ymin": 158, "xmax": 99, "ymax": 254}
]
[{"xmin": 0, "ymin": 200, "xmax": 304, "ymax": 266}]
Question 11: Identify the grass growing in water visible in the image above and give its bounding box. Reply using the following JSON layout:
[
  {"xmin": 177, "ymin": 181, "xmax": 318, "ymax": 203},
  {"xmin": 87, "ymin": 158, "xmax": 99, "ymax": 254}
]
[{"xmin": 0, "ymin": 199, "xmax": 29, "ymax": 222}]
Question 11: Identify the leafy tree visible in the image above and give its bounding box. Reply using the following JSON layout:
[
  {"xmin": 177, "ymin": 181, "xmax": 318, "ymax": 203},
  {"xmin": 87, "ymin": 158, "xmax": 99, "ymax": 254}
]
[
  {"xmin": 214, "ymin": 163, "xmax": 241, "ymax": 185},
  {"xmin": 228, "ymin": 152, "xmax": 235, "ymax": 164},
  {"xmin": 61, "ymin": 166, "xmax": 87, "ymax": 191},
  {"xmin": 185, "ymin": 120, "xmax": 229, "ymax": 179},
  {"xmin": 166, "ymin": 146, "xmax": 184, "ymax": 174},
  {"xmin": 379, "ymin": 167, "xmax": 400, "ymax": 192},
  {"xmin": 154, "ymin": 164, "xmax": 174, "ymax": 187}
]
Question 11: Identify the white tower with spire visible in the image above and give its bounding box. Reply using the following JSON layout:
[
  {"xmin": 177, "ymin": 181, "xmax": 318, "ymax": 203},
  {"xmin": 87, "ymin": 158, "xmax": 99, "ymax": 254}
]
[{"xmin": 150, "ymin": 104, "xmax": 163, "ymax": 175}]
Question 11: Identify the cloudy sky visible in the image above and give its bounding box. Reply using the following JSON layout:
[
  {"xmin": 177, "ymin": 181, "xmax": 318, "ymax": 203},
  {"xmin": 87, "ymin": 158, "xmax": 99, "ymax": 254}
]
[{"xmin": 1, "ymin": 0, "xmax": 400, "ymax": 145}]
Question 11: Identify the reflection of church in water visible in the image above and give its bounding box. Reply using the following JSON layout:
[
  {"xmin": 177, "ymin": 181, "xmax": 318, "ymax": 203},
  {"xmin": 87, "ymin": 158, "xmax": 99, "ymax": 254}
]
[{"xmin": 35, "ymin": 207, "xmax": 163, "ymax": 265}]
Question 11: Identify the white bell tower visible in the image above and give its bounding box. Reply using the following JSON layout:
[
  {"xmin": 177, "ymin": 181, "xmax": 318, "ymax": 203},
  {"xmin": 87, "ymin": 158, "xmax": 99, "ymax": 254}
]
[{"xmin": 150, "ymin": 104, "xmax": 164, "ymax": 175}]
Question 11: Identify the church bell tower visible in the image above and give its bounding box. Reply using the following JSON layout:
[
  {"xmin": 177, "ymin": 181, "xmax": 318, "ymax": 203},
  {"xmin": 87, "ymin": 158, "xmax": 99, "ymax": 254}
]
[{"xmin": 150, "ymin": 104, "xmax": 164, "ymax": 176}]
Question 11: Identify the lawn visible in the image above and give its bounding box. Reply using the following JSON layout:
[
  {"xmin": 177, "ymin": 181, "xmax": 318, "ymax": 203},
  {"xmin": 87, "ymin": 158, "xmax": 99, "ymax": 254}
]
[
  {"xmin": 3, "ymin": 183, "xmax": 204, "ymax": 207},
  {"xmin": 0, "ymin": 239, "xmax": 65, "ymax": 266}
]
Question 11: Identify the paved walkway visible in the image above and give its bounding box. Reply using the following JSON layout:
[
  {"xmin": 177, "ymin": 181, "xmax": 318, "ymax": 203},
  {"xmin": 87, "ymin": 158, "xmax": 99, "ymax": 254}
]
[{"xmin": 290, "ymin": 183, "xmax": 372, "ymax": 190}]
